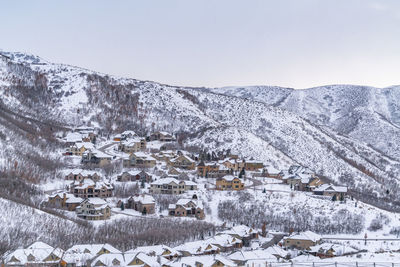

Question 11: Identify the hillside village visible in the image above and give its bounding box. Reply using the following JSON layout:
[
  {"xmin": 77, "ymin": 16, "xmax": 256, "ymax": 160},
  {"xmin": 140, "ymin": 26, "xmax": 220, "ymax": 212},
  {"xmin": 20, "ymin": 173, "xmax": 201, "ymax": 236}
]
[{"xmin": 4, "ymin": 125, "xmax": 400, "ymax": 267}]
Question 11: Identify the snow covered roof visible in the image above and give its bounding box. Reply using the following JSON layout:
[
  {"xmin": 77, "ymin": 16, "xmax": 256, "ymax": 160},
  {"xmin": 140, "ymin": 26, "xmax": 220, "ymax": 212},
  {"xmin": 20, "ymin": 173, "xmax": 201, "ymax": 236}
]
[
  {"xmin": 228, "ymin": 249, "xmax": 276, "ymax": 262},
  {"xmin": 285, "ymin": 231, "xmax": 322, "ymax": 242},
  {"xmin": 65, "ymin": 132, "xmax": 83, "ymax": 143},
  {"xmin": 166, "ymin": 254, "xmax": 235, "ymax": 267},
  {"xmin": 72, "ymin": 179, "xmax": 112, "ymax": 190},
  {"xmin": 66, "ymin": 243, "xmax": 121, "ymax": 255},
  {"xmin": 309, "ymin": 243, "xmax": 357, "ymax": 256},
  {"xmin": 4, "ymin": 242, "xmax": 64, "ymax": 265},
  {"xmin": 121, "ymin": 137, "xmax": 144, "ymax": 146},
  {"xmin": 151, "ymin": 177, "xmax": 183, "ymax": 185},
  {"xmin": 84, "ymin": 198, "xmax": 108, "ymax": 206},
  {"xmin": 221, "ymin": 225, "xmax": 256, "ymax": 238},
  {"xmin": 73, "ymin": 142, "xmax": 94, "ymax": 150},
  {"xmin": 174, "ymin": 198, "xmax": 203, "ymax": 209},
  {"xmin": 313, "ymin": 184, "xmax": 347, "ymax": 193},
  {"xmin": 265, "ymin": 245, "xmax": 289, "ymax": 258},
  {"xmin": 133, "ymin": 152, "xmax": 156, "ymax": 161},
  {"xmin": 130, "ymin": 194, "xmax": 155, "ymax": 205},
  {"xmin": 64, "ymin": 169, "xmax": 99, "ymax": 177},
  {"xmin": 126, "ymin": 245, "xmax": 179, "ymax": 257},
  {"xmin": 220, "ymin": 175, "xmax": 241, "ymax": 182}
]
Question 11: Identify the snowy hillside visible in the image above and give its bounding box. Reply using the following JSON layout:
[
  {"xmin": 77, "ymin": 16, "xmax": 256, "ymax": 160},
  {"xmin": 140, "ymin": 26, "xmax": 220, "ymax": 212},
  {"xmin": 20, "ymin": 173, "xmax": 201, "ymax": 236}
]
[
  {"xmin": 208, "ymin": 85, "xmax": 400, "ymax": 160},
  {"xmin": 1, "ymin": 51, "xmax": 400, "ymax": 211}
]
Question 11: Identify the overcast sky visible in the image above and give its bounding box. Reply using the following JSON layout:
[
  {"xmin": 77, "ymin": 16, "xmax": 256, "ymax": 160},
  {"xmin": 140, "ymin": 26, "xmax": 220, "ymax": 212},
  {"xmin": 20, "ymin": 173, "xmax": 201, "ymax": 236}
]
[{"xmin": 1, "ymin": 0, "xmax": 400, "ymax": 89}]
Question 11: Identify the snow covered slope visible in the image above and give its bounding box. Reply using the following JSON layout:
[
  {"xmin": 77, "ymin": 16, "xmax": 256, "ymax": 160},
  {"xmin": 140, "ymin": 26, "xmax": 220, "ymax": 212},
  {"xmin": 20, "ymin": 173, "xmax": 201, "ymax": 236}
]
[{"xmin": 1, "ymin": 51, "xmax": 400, "ymax": 210}]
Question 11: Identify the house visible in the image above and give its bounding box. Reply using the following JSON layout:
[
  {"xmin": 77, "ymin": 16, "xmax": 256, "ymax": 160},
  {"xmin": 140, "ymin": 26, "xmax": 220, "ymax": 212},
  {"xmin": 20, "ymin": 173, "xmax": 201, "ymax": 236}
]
[
  {"xmin": 150, "ymin": 131, "xmax": 174, "ymax": 142},
  {"xmin": 197, "ymin": 162, "xmax": 219, "ymax": 177},
  {"xmin": 69, "ymin": 178, "xmax": 113, "ymax": 198},
  {"xmin": 283, "ymin": 231, "xmax": 322, "ymax": 250},
  {"xmin": 149, "ymin": 178, "xmax": 197, "ymax": 194},
  {"xmin": 124, "ymin": 252, "xmax": 161, "ymax": 267},
  {"xmin": 74, "ymin": 126, "xmax": 96, "ymax": 142},
  {"xmin": 168, "ymin": 197, "xmax": 205, "ymax": 220},
  {"xmin": 117, "ymin": 170, "xmax": 152, "ymax": 183},
  {"xmin": 89, "ymin": 253, "xmax": 125, "ymax": 267},
  {"xmin": 208, "ymin": 234, "xmax": 243, "ymax": 252},
  {"xmin": 313, "ymin": 184, "xmax": 347, "ymax": 200},
  {"xmin": 264, "ymin": 245, "xmax": 290, "ymax": 260},
  {"xmin": 309, "ymin": 243, "xmax": 357, "ymax": 258},
  {"xmin": 65, "ymin": 169, "xmax": 101, "ymax": 182},
  {"xmin": 168, "ymin": 155, "xmax": 196, "ymax": 170},
  {"xmin": 126, "ymin": 245, "xmax": 180, "ymax": 260},
  {"xmin": 165, "ymin": 254, "xmax": 236, "ymax": 267},
  {"xmin": 48, "ymin": 192, "xmax": 83, "ymax": 211},
  {"xmin": 152, "ymin": 150, "xmax": 177, "ymax": 162},
  {"xmin": 81, "ymin": 150, "xmax": 113, "ymax": 167},
  {"xmin": 262, "ymin": 166, "xmax": 282, "ymax": 179},
  {"xmin": 126, "ymin": 194, "xmax": 156, "ymax": 214},
  {"xmin": 76, "ymin": 198, "xmax": 111, "ymax": 220},
  {"xmin": 220, "ymin": 225, "xmax": 259, "ymax": 246},
  {"xmin": 69, "ymin": 142, "xmax": 95, "ymax": 156},
  {"xmin": 228, "ymin": 249, "xmax": 276, "ymax": 266},
  {"xmin": 216, "ymin": 176, "xmax": 244, "ymax": 191},
  {"xmin": 118, "ymin": 137, "xmax": 146, "ymax": 153},
  {"xmin": 66, "ymin": 243, "xmax": 121, "ymax": 255},
  {"xmin": 64, "ymin": 132, "xmax": 84, "ymax": 147},
  {"xmin": 3, "ymin": 241, "xmax": 65, "ymax": 267},
  {"xmin": 174, "ymin": 241, "xmax": 221, "ymax": 257},
  {"xmin": 167, "ymin": 167, "xmax": 181, "ymax": 176},
  {"xmin": 244, "ymin": 160, "xmax": 264, "ymax": 171},
  {"xmin": 123, "ymin": 152, "xmax": 157, "ymax": 168}
]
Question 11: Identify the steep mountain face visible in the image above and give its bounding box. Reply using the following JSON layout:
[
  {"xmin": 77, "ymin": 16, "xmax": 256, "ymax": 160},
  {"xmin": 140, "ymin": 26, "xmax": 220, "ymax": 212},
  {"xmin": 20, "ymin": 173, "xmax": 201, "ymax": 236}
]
[
  {"xmin": 209, "ymin": 85, "xmax": 400, "ymax": 160},
  {"xmin": 1, "ymin": 51, "xmax": 400, "ymax": 210}
]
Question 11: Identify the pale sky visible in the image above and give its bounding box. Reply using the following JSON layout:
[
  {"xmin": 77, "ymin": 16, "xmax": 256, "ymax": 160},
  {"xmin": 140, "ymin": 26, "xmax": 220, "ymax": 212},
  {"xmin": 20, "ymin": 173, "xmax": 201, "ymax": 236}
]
[{"xmin": 1, "ymin": 0, "xmax": 400, "ymax": 89}]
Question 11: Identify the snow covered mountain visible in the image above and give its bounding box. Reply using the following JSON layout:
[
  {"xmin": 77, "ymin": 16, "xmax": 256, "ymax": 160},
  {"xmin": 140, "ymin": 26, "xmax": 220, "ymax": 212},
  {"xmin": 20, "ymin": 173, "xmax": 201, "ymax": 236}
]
[{"xmin": 1, "ymin": 51, "xmax": 400, "ymax": 211}]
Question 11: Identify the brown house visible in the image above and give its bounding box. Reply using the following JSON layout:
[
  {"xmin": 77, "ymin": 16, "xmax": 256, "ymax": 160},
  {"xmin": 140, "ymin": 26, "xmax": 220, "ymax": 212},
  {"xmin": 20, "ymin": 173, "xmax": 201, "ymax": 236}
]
[
  {"xmin": 125, "ymin": 194, "xmax": 156, "ymax": 214},
  {"xmin": 47, "ymin": 192, "xmax": 83, "ymax": 211},
  {"xmin": 69, "ymin": 179, "xmax": 113, "ymax": 199},
  {"xmin": 168, "ymin": 155, "xmax": 196, "ymax": 170},
  {"xmin": 123, "ymin": 152, "xmax": 157, "ymax": 168},
  {"xmin": 117, "ymin": 170, "xmax": 152, "ymax": 183},
  {"xmin": 64, "ymin": 169, "xmax": 101, "ymax": 182},
  {"xmin": 283, "ymin": 231, "xmax": 322, "ymax": 250},
  {"xmin": 216, "ymin": 176, "xmax": 244, "ymax": 191},
  {"xmin": 168, "ymin": 198, "xmax": 205, "ymax": 220},
  {"xmin": 150, "ymin": 131, "xmax": 174, "ymax": 142}
]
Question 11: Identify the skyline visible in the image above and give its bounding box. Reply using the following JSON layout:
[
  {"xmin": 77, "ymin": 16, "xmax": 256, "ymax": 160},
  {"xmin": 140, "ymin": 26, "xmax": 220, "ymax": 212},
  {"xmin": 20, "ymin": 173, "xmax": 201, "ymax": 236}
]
[{"xmin": 1, "ymin": 0, "xmax": 400, "ymax": 89}]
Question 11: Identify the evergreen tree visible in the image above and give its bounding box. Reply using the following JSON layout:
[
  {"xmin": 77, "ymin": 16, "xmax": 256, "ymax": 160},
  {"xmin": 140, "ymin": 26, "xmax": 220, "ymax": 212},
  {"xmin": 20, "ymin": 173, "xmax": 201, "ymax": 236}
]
[
  {"xmin": 142, "ymin": 207, "xmax": 147, "ymax": 215},
  {"xmin": 332, "ymin": 194, "xmax": 337, "ymax": 201},
  {"xmin": 120, "ymin": 202, "xmax": 125, "ymax": 211}
]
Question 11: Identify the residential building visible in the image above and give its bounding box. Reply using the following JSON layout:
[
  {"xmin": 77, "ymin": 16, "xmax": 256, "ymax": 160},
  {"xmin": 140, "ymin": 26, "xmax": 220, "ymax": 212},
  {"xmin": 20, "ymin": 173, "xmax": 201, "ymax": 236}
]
[
  {"xmin": 126, "ymin": 194, "xmax": 156, "ymax": 214},
  {"xmin": 48, "ymin": 192, "xmax": 83, "ymax": 211},
  {"xmin": 123, "ymin": 152, "xmax": 156, "ymax": 168},
  {"xmin": 81, "ymin": 150, "xmax": 112, "ymax": 167},
  {"xmin": 216, "ymin": 176, "xmax": 244, "ymax": 190},
  {"xmin": 76, "ymin": 198, "xmax": 111, "ymax": 220},
  {"xmin": 64, "ymin": 169, "xmax": 101, "ymax": 182},
  {"xmin": 168, "ymin": 198, "xmax": 205, "ymax": 220},
  {"xmin": 118, "ymin": 137, "xmax": 146, "ymax": 153},
  {"xmin": 150, "ymin": 131, "xmax": 174, "ymax": 142},
  {"xmin": 168, "ymin": 155, "xmax": 196, "ymax": 170},
  {"xmin": 2, "ymin": 241, "xmax": 64, "ymax": 267},
  {"xmin": 149, "ymin": 178, "xmax": 197, "ymax": 194},
  {"xmin": 69, "ymin": 179, "xmax": 113, "ymax": 198},
  {"xmin": 117, "ymin": 170, "xmax": 152, "ymax": 183},
  {"xmin": 283, "ymin": 231, "xmax": 322, "ymax": 250},
  {"xmin": 313, "ymin": 184, "xmax": 347, "ymax": 200}
]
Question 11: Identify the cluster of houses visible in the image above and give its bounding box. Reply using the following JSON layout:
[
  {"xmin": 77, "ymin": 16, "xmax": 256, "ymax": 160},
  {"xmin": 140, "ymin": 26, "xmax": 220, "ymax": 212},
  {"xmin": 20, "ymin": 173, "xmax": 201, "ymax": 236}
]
[
  {"xmin": 278, "ymin": 165, "xmax": 348, "ymax": 200},
  {"xmin": 2, "ymin": 226, "xmax": 359, "ymax": 267}
]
